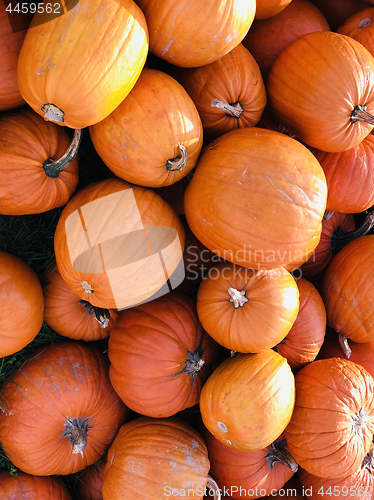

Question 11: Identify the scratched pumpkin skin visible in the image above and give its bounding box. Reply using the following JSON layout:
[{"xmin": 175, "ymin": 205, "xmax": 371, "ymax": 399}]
[
  {"xmin": 184, "ymin": 128, "xmax": 327, "ymax": 270},
  {"xmin": 102, "ymin": 417, "xmax": 210, "ymax": 499}
]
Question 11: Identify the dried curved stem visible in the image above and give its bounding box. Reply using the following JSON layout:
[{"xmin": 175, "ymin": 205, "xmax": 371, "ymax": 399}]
[
  {"xmin": 331, "ymin": 207, "xmax": 374, "ymax": 256},
  {"xmin": 64, "ymin": 417, "xmax": 91, "ymax": 458},
  {"xmin": 206, "ymin": 476, "xmax": 221, "ymax": 500},
  {"xmin": 351, "ymin": 105, "xmax": 374, "ymax": 125},
  {"xmin": 338, "ymin": 332, "xmax": 352, "ymax": 359},
  {"xmin": 266, "ymin": 439, "xmax": 298, "ymax": 472},
  {"xmin": 166, "ymin": 144, "xmax": 187, "ymax": 171},
  {"xmin": 211, "ymin": 98, "xmax": 243, "ymax": 118},
  {"xmin": 80, "ymin": 300, "xmax": 110, "ymax": 328},
  {"xmin": 43, "ymin": 128, "xmax": 82, "ymax": 178}
]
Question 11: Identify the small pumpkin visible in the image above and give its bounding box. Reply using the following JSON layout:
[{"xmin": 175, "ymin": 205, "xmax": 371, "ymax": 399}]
[
  {"xmin": 337, "ymin": 7, "xmax": 374, "ymax": 58},
  {"xmin": 196, "ymin": 262, "xmax": 299, "ymax": 353},
  {"xmin": 200, "ymin": 349, "xmax": 295, "ymax": 452},
  {"xmin": 0, "ymin": 470, "xmax": 71, "ymax": 499},
  {"xmin": 43, "ymin": 264, "xmax": 118, "ymax": 341},
  {"xmin": 0, "ymin": 250, "xmax": 44, "ymax": 357},
  {"xmin": 308, "ymin": 0, "xmax": 368, "ymax": 31},
  {"xmin": 284, "ymin": 357, "xmax": 374, "ymax": 479},
  {"xmin": 108, "ymin": 292, "xmax": 219, "ymax": 417},
  {"xmin": 90, "ymin": 68, "xmax": 203, "ymax": 188},
  {"xmin": 0, "ymin": 341, "xmax": 128, "ymax": 476}
]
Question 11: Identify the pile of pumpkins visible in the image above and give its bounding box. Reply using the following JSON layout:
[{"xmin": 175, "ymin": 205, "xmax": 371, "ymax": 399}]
[{"xmin": 2, "ymin": 0, "xmax": 374, "ymax": 498}]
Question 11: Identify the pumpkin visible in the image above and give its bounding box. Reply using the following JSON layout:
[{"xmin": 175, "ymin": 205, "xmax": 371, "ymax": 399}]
[
  {"xmin": 309, "ymin": 0, "xmax": 369, "ymax": 31},
  {"xmin": 54, "ymin": 177, "xmax": 185, "ymax": 310},
  {"xmin": 299, "ymin": 212, "xmax": 356, "ymax": 280},
  {"xmin": 0, "ymin": 107, "xmax": 79, "ymax": 215},
  {"xmin": 134, "ymin": 0, "xmax": 255, "ymax": 68},
  {"xmin": 17, "ymin": 0, "xmax": 148, "ymax": 129},
  {"xmin": 154, "ymin": 175, "xmax": 191, "ymax": 216},
  {"xmin": 43, "ymin": 264, "xmax": 118, "ymax": 341},
  {"xmin": 267, "ymin": 31, "xmax": 374, "ymax": 152},
  {"xmin": 184, "ymin": 128, "xmax": 327, "ymax": 271},
  {"xmin": 320, "ymin": 235, "xmax": 374, "ymax": 350},
  {"xmin": 77, "ymin": 458, "xmax": 106, "ymax": 500},
  {"xmin": 284, "ymin": 357, "xmax": 374, "ymax": 479},
  {"xmin": 0, "ymin": 341, "xmax": 128, "ymax": 476},
  {"xmin": 172, "ymin": 43, "xmax": 267, "ymax": 142},
  {"xmin": 108, "ymin": 292, "xmax": 219, "ymax": 417},
  {"xmin": 242, "ymin": 0, "xmax": 329, "ymax": 81},
  {"xmin": 0, "ymin": 1, "xmax": 27, "ymax": 110},
  {"xmin": 274, "ymin": 278, "xmax": 326, "ymax": 371},
  {"xmin": 0, "ymin": 470, "xmax": 71, "ymax": 499},
  {"xmin": 196, "ymin": 262, "xmax": 299, "ymax": 353},
  {"xmin": 255, "ymin": 0, "xmax": 293, "ymax": 20},
  {"xmin": 0, "ymin": 250, "xmax": 44, "ymax": 357},
  {"xmin": 338, "ymin": 7, "xmax": 374, "ymax": 58},
  {"xmin": 89, "ymin": 68, "xmax": 203, "ymax": 188},
  {"xmin": 200, "ymin": 349, "xmax": 295, "ymax": 452},
  {"xmin": 310, "ymin": 135, "xmax": 374, "ymax": 213},
  {"xmin": 200, "ymin": 424, "xmax": 298, "ymax": 499},
  {"xmin": 261, "ymin": 476, "xmax": 304, "ymax": 499},
  {"xmin": 102, "ymin": 416, "xmax": 216, "ymax": 500}
]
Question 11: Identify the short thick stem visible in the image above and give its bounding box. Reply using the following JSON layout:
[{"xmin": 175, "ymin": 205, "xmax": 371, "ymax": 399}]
[
  {"xmin": 64, "ymin": 417, "xmax": 90, "ymax": 458},
  {"xmin": 185, "ymin": 349, "xmax": 205, "ymax": 376},
  {"xmin": 211, "ymin": 98, "xmax": 243, "ymax": 118},
  {"xmin": 331, "ymin": 207, "xmax": 374, "ymax": 256},
  {"xmin": 80, "ymin": 300, "xmax": 110, "ymax": 328},
  {"xmin": 266, "ymin": 439, "xmax": 298, "ymax": 472},
  {"xmin": 43, "ymin": 128, "xmax": 82, "ymax": 178},
  {"xmin": 352, "ymin": 407, "xmax": 368, "ymax": 437},
  {"xmin": 228, "ymin": 287, "xmax": 248, "ymax": 308},
  {"xmin": 41, "ymin": 103, "xmax": 65, "ymax": 123},
  {"xmin": 339, "ymin": 332, "xmax": 352, "ymax": 359},
  {"xmin": 351, "ymin": 105, "xmax": 374, "ymax": 125},
  {"xmin": 166, "ymin": 144, "xmax": 187, "ymax": 171}
]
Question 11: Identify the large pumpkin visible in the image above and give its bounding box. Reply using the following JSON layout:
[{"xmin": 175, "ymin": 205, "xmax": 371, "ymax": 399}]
[
  {"xmin": 0, "ymin": 341, "xmax": 128, "ymax": 476},
  {"xmin": 200, "ymin": 349, "xmax": 295, "ymax": 452},
  {"xmin": 0, "ymin": 470, "xmax": 71, "ymax": 499},
  {"xmin": 134, "ymin": 0, "xmax": 255, "ymax": 68},
  {"xmin": 0, "ymin": 250, "xmax": 44, "ymax": 357},
  {"xmin": 54, "ymin": 178, "xmax": 185, "ymax": 310},
  {"xmin": 196, "ymin": 262, "xmax": 299, "ymax": 353},
  {"xmin": 267, "ymin": 31, "xmax": 374, "ymax": 152},
  {"xmin": 0, "ymin": 107, "xmax": 79, "ymax": 215},
  {"xmin": 284, "ymin": 357, "xmax": 374, "ymax": 479},
  {"xmin": 184, "ymin": 128, "xmax": 327, "ymax": 270},
  {"xmin": 17, "ymin": 0, "xmax": 148, "ymax": 129},
  {"xmin": 108, "ymin": 292, "xmax": 219, "ymax": 417},
  {"xmin": 90, "ymin": 68, "xmax": 203, "ymax": 188}
]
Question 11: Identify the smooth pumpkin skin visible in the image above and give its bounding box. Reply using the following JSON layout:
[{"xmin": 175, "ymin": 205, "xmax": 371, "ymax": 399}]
[
  {"xmin": 0, "ymin": 341, "xmax": 128, "ymax": 476},
  {"xmin": 173, "ymin": 43, "xmax": 267, "ymax": 143},
  {"xmin": 43, "ymin": 264, "xmax": 118, "ymax": 341},
  {"xmin": 200, "ymin": 350, "xmax": 295, "ymax": 452},
  {"xmin": 255, "ymin": 0, "xmax": 292, "ymax": 20},
  {"xmin": 0, "ymin": 470, "xmax": 71, "ymax": 499},
  {"xmin": 184, "ymin": 127, "xmax": 327, "ymax": 271},
  {"xmin": 90, "ymin": 68, "xmax": 203, "ymax": 188},
  {"xmin": 275, "ymin": 278, "xmax": 326, "ymax": 371},
  {"xmin": 338, "ymin": 7, "xmax": 374, "ymax": 58},
  {"xmin": 108, "ymin": 292, "xmax": 219, "ymax": 418},
  {"xmin": 243, "ymin": 0, "xmax": 329, "ymax": 81},
  {"xmin": 0, "ymin": 3, "xmax": 26, "ymax": 110},
  {"xmin": 102, "ymin": 417, "xmax": 210, "ymax": 500},
  {"xmin": 320, "ymin": 235, "xmax": 374, "ymax": 343},
  {"xmin": 17, "ymin": 0, "xmax": 148, "ymax": 129},
  {"xmin": 0, "ymin": 107, "xmax": 78, "ymax": 215},
  {"xmin": 311, "ymin": 135, "xmax": 374, "ymax": 213},
  {"xmin": 54, "ymin": 177, "xmax": 185, "ymax": 310},
  {"xmin": 0, "ymin": 251, "xmax": 44, "ymax": 357},
  {"xmin": 196, "ymin": 262, "xmax": 299, "ymax": 353},
  {"xmin": 267, "ymin": 31, "xmax": 374, "ymax": 153},
  {"xmin": 134, "ymin": 0, "xmax": 255, "ymax": 68},
  {"xmin": 77, "ymin": 459, "xmax": 106, "ymax": 500},
  {"xmin": 284, "ymin": 357, "xmax": 374, "ymax": 479}
]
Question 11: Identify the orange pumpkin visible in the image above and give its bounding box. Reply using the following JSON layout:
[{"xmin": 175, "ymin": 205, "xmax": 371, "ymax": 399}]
[
  {"xmin": 0, "ymin": 107, "xmax": 79, "ymax": 215},
  {"xmin": 43, "ymin": 264, "xmax": 118, "ymax": 341},
  {"xmin": 134, "ymin": 0, "xmax": 255, "ymax": 67},
  {"xmin": 184, "ymin": 128, "xmax": 327, "ymax": 271},
  {"xmin": 196, "ymin": 262, "xmax": 299, "ymax": 353},
  {"xmin": 54, "ymin": 177, "xmax": 185, "ymax": 310},
  {"xmin": 173, "ymin": 43, "xmax": 267, "ymax": 142},
  {"xmin": 308, "ymin": 0, "xmax": 368, "ymax": 31},
  {"xmin": 108, "ymin": 292, "xmax": 219, "ymax": 417},
  {"xmin": 267, "ymin": 31, "xmax": 374, "ymax": 152},
  {"xmin": 284, "ymin": 357, "xmax": 374, "ymax": 479},
  {"xmin": 255, "ymin": 0, "xmax": 293, "ymax": 20},
  {"xmin": 77, "ymin": 459, "xmax": 106, "ymax": 500},
  {"xmin": 90, "ymin": 68, "xmax": 203, "ymax": 188},
  {"xmin": 337, "ymin": 7, "xmax": 374, "ymax": 58},
  {"xmin": 17, "ymin": 0, "xmax": 148, "ymax": 129},
  {"xmin": 0, "ymin": 470, "xmax": 71, "ymax": 499},
  {"xmin": 0, "ymin": 250, "xmax": 44, "ymax": 357},
  {"xmin": 274, "ymin": 278, "xmax": 326, "ymax": 371},
  {"xmin": 200, "ymin": 349, "xmax": 295, "ymax": 452}
]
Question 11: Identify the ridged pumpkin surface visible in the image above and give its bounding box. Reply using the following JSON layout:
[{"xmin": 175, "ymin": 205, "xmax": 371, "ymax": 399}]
[{"xmin": 0, "ymin": 470, "xmax": 71, "ymax": 499}]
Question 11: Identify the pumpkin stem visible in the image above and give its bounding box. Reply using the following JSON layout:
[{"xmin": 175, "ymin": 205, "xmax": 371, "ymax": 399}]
[
  {"xmin": 351, "ymin": 407, "xmax": 369, "ymax": 436},
  {"xmin": 43, "ymin": 128, "xmax": 82, "ymax": 178},
  {"xmin": 228, "ymin": 287, "xmax": 248, "ymax": 308},
  {"xmin": 185, "ymin": 348, "xmax": 205, "ymax": 376},
  {"xmin": 81, "ymin": 281, "xmax": 94, "ymax": 294},
  {"xmin": 359, "ymin": 17, "xmax": 372, "ymax": 28},
  {"xmin": 351, "ymin": 105, "xmax": 374, "ymax": 125},
  {"xmin": 338, "ymin": 332, "xmax": 352, "ymax": 359},
  {"xmin": 79, "ymin": 300, "xmax": 110, "ymax": 328},
  {"xmin": 265, "ymin": 439, "xmax": 299, "ymax": 473},
  {"xmin": 363, "ymin": 446, "xmax": 374, "ymax": 473},
  {"xmin": 211, "ymin": 98, "xmax": 243, "ymax": 118},
  {"xmin": 206, "ymin": 476, "xmax": 222, "ymax": 500},
  {"xmin": 166, "ymin": 144, "xmax": 187, "ymax": 171},
  {"xmin": 331, "ymin": 207, "xmax": 374, "ymax": 256},
  {"xmin": 41, "ymin": 103, "xmax": 65, "ymax": 123},
  {"xmin": 324, "ymin": 210, "xmax": 334, "ymax": 220},
  {"xmin": 64, "ymin": 417, "xmax": 91, "ymax": 458}
]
